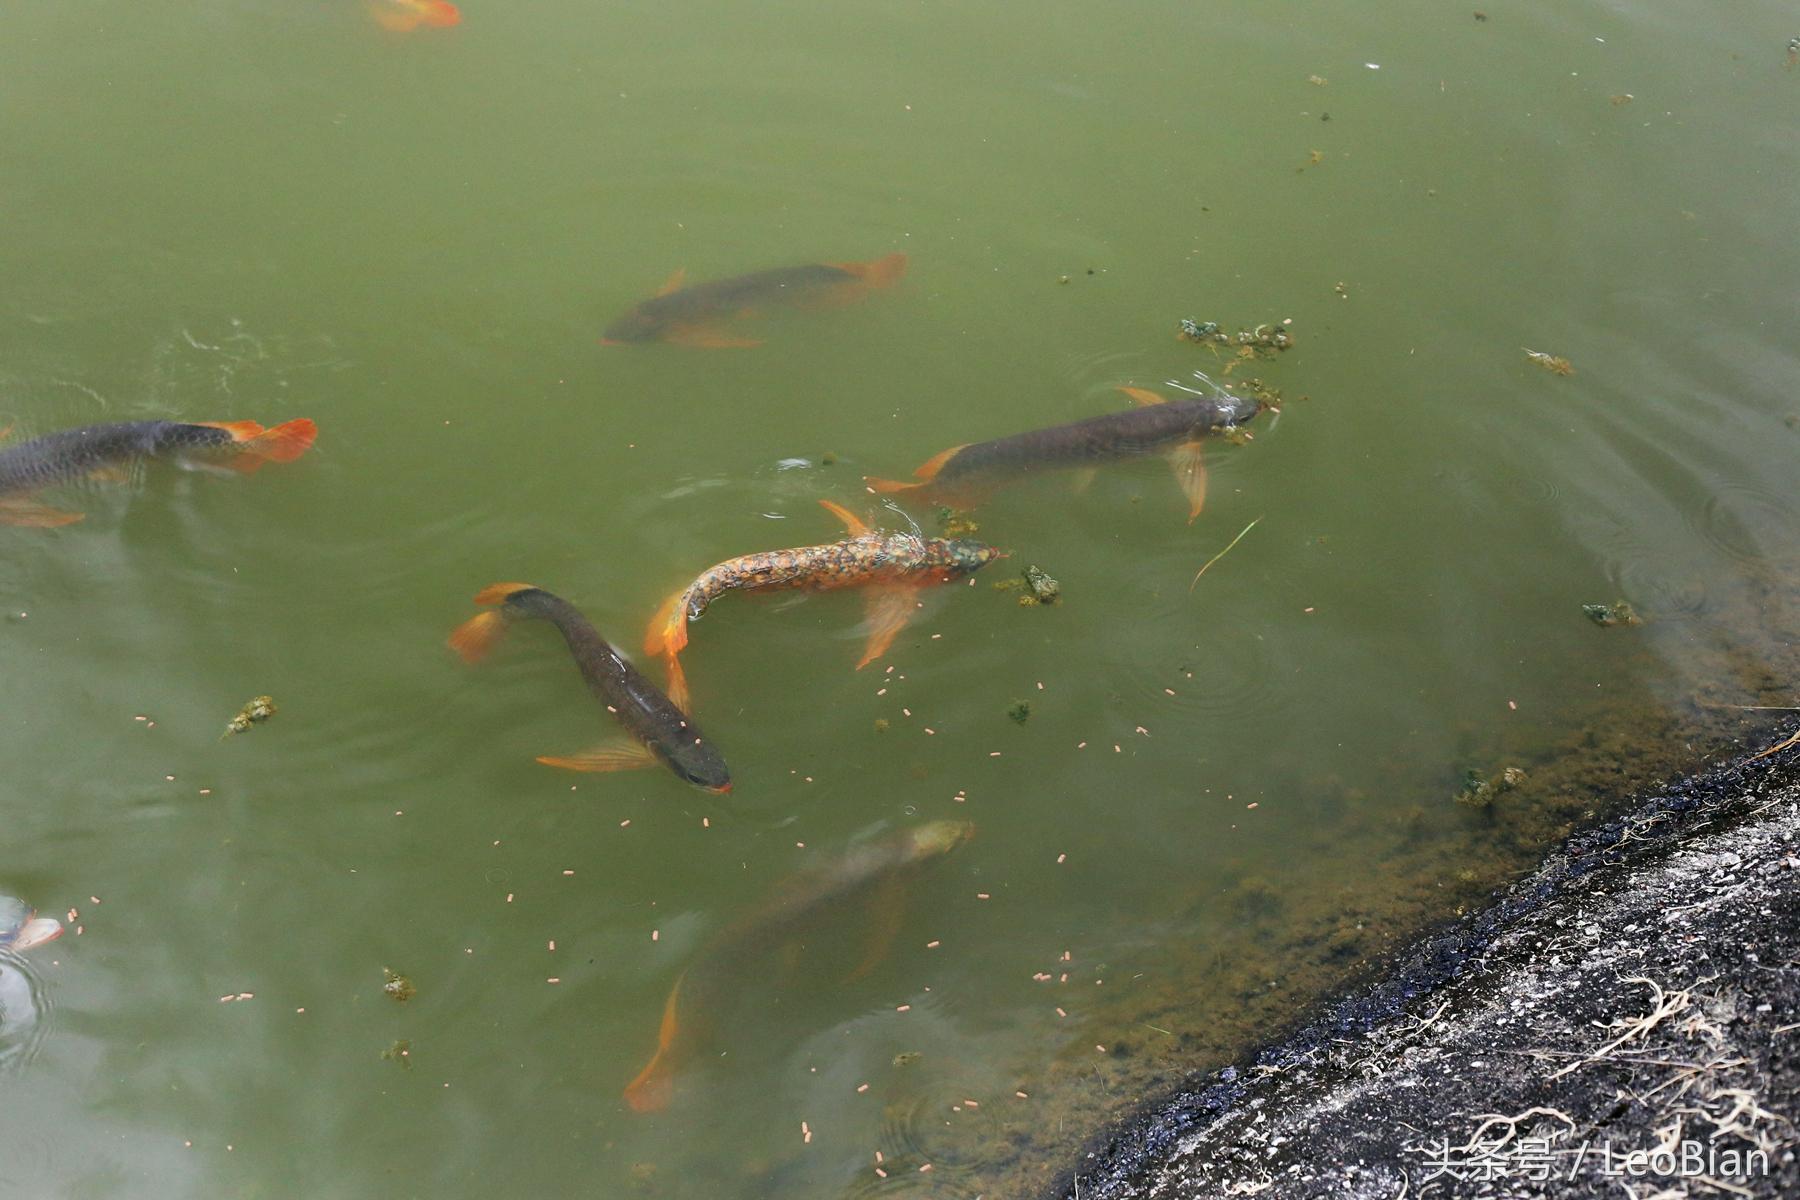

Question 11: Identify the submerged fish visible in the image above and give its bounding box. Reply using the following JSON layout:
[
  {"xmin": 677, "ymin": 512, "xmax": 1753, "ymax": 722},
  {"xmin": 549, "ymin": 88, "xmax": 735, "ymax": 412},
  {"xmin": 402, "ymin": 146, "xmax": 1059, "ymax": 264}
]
[
  {"xmin": 644, "ymin": 500, "xmax": 1000, "ymax": 683},
  {"xmin": 369, "ymin": 0, "xmax": 461, "ymax": 32},
  {"xmin": 0, "ymin": 418, "xmax": 317, "ymax": 528},
  {"xmin": 601, "ymin": 254, "xmax": 908, "ymax": 348},
  {"xmin": 865, "ymin": 387, "xmax": 1261, "ymax": 522},
  {"xmin": 624, "ymin": 819, "xmax": 975, "ymax": 1113},
  {"xmin": 449, "ymin": 582, "xmax": 731, "ymax": 792},
  {"xmin": 0, "ymin": 897, "xmax": 62, "ymax": 954}
]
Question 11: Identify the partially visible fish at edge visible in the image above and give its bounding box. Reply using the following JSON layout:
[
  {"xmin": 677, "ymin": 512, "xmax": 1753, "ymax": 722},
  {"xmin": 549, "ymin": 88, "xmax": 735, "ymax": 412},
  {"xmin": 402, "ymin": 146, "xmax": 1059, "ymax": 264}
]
[
  {"xmin": 601, "ymin": 253, "xmax": 908, "ymax": 348},
  {"xmin": 0, "ymin": 418, "xmax": 317, "ymax": 528},
  {"xmin": 623, "ymin": 819, "xmax": 975, "ymax": 1112},
  {"xmin": 0, "ymin": 897, "xmax": 63, "ymax": 954}
]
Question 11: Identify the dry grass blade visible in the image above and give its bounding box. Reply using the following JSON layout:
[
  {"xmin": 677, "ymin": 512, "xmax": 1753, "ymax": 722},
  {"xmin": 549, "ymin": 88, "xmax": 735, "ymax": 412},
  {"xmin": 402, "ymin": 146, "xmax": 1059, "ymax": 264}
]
[{"xmin": 1189, "ymin": 515, "xmax": 1261, "ymax": 594}]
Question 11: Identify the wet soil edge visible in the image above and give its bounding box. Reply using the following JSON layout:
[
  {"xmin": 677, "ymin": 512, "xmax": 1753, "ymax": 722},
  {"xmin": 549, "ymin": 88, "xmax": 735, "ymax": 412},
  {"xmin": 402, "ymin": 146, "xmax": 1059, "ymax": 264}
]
[{"xmin": 1040, "ymin": 725, "xmax": 1800, "ymax": 1199}]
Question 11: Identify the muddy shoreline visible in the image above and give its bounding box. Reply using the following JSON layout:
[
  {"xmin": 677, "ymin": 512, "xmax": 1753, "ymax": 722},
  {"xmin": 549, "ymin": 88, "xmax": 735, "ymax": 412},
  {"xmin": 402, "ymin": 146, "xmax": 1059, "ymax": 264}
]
[{"xmin": 1040, "ymin": 729, "xmax": 1800, "ymax": 1199}]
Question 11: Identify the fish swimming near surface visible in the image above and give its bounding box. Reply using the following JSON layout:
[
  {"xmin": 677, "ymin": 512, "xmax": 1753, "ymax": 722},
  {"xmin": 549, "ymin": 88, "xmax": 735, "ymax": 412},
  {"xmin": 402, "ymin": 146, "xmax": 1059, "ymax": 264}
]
[
  {"xmin": 644, "ymin": 500, "xmax": 1000, "ymax": 688},
  {"xmin": 865, "ymin": 386, "xmax": 1262, "ymax": 522},
  {"xmin": 449, "ymin": 583, "xmax": 731, "ymax": 792},
  {"xmin": 601, "ymin": 253, "xmax": 908, "ymax": 348},
  {"xmin": 0, "ymin": 897, "xmax": 62, "ymax": 954},
  {"xmin": 369, "ymin": 0, "xmax": 461, "ymax": 31},
  {"xmin": 0, "ymin": 418, "xmax": 317, "ymax": 527},
  {"xmin": 624, "ymin": 819, "xmax": 975, "ymax": 1113}
]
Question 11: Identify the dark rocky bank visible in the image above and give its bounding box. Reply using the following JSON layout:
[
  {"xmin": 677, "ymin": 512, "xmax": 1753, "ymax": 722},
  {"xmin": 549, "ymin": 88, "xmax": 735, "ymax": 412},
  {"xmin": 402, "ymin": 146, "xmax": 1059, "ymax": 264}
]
[{"xmin": 1044, "ymin": 735, "xmax": 1800, "ymax": 1199}]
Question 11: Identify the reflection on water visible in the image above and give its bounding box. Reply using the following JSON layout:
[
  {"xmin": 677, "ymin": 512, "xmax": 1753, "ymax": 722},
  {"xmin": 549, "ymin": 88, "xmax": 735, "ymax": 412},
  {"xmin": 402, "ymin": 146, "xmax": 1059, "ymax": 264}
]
[{"xmin": 1, "ymin": 0, "xmax": 1797, "ymax": 1197}]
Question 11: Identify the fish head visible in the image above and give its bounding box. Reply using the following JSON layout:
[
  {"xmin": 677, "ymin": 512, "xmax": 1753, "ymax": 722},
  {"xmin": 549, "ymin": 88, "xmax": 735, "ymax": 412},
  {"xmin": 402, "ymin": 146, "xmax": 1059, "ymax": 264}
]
[
  {"xmin": 940, "ymin": 539, "xmax": 1003, "ymax": 578},
  {"xmin": 1206, "ymin": 392, "xmax": 1262, "ymax": 431},
  {"xmin": 909, "ymin": 820, "xmax": 977, "ymax": 859},
  {"xmin": 667, "ymin": 737, "xmax": 733, "ymax": 794}
]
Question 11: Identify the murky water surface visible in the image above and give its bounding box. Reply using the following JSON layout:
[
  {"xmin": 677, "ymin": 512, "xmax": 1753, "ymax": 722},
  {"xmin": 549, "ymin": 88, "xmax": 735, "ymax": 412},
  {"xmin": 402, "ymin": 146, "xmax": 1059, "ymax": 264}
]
[{"xmin": 3, "ymin": 2, "xmax": 1797, "ymax": 1196}]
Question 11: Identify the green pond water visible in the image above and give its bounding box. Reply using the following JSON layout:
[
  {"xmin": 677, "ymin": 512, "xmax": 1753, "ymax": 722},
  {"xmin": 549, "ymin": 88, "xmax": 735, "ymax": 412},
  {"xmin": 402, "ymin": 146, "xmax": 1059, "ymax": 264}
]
[{"xmin": 3, "ymin": 1, "xmax": 1798, "ymax": 1196}]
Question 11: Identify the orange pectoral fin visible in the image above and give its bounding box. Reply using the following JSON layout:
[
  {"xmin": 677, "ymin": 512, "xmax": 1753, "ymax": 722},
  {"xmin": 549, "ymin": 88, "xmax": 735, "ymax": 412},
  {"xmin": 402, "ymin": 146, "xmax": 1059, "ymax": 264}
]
[
  {"xmin": 1170, "ymin": 440, "xmax": 1207, "ymax": 522},
  {"xmin": 87, "ymin": 464, "xmax": 132, "ymax": 484},
  {"xmin": 818, "ymin": 499, "xmax": 871, "ymax": 538},
  {"xmin": 1119, "ymin": 386, "xmax": 1167, "ymax": 408},
  {"xmin": 662, "ymin": 652, "xmax": 691, "ymax": 713},
  {"xmin": 857, "ymin": 587, "xmax": 922, "ymax": 670},
  {"xmin": 654, "ymin": 267, "xmax": 688, "ymax": 297},
  {"xmin": 624, "ymin": 977, "xmax": 685, "ymax": 1113},
  {"xmin": 645, "ymin": 589, "xmax": 690, "ymax": 657},
  {"xmin": 863, "ymin": 475, "xmax": 922, "ymax": 496},
  {"xmin": 536, "ymin": 743, "xmax": 661, "ymax": 773},
  {"xmin": 0, "ymin": 499, "xmax": 85, "ymax": 528},
  {"xmin": 843, "ymin": 877, "xmax": 907, "ymax": 983},
  {"xmin": 664, "ymin": 324, "xmax": 762, "ymax": 349},
  {"xmin": 447, "ymin": 611, "xmax": 508, "ymax": 663}
]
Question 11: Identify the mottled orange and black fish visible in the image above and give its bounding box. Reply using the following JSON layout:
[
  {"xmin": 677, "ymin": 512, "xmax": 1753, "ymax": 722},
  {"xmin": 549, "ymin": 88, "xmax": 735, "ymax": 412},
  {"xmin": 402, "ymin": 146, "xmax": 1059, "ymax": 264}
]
[
  {"xmin": 0, "ymin": 418, "xmax": 317, "ymax": 527},
  {"xmin": 601, "ymin": 253, "xmax": 908, "ymax": 348},
  {"xmin": 866, "ymin": 387, "xmax": 1262, "ymax": 521},
  {"xmin": 624, "ymin": 819, "xmax": 974, "ymax": 1113},
  {"xmin": 644, "ymin": 500, "xmax": 1000, "ymax": 685},
  {"xmin": 369, "ymin": 0, "xmax": 461, "ymax": 32},
  {"xmin": 449, "ymin": 583, "xmax": 731, "ymax": 792}
]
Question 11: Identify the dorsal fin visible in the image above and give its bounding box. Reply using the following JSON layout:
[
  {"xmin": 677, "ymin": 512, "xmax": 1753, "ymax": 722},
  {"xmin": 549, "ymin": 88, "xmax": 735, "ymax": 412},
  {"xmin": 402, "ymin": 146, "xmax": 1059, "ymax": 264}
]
[
  {"xmin": 655, "ymin": 267, "xmax": 688, "ymax": 297},
  {"xmin": 818, "ymin": 499, "xmax": 871, "ymax": 537},
  {"xmin": 1119, "ymin": 386, "xmax": 1167, "ymax": 408}
]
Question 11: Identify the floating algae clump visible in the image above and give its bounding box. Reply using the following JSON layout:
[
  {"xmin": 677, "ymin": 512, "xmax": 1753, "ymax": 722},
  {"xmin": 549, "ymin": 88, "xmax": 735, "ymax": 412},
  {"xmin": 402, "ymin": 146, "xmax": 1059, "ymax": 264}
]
[
  {"xmin": 382, "ymin": 967, "xmax": 416, "ymax": 1002},
  {"xmin": 1022, "ymin": 564, "xmax": 1061, "ymax": 605},
  {"xmin": 221, "ymin": 695, "xmax": 277, "ymax": 738},
  {"xmin": 1008, "ymin": 700, "xmax": 1032, "ymax": 725},
  {"xmin": 381, "ymin": 1039, "xmax": 412, "ymax": 1068},
  {"xmin": 1583, "ymin": 601, "xmax": 1643, "ymax": 628}
]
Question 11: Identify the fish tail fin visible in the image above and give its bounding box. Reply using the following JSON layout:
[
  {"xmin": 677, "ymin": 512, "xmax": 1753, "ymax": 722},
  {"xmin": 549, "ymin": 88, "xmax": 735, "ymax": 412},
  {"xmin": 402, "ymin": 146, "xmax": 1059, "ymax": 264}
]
[
  {"xmin": 198, "ymin": 418, "xmax": 316, "ymax": 473},
  {"xmin": 447, "ymin": 611, "xmax": 508, "ymax": 663},
  {"xmin": 828, "ymin": 252, "xmax": 908, "ymax": 289},
  {"xmin": 245, "ymin": 419, "xmax": 318, "ymax": 463},
  {"xmin": 623, "ymin": 977, "xmax": 685, "ymax": 1114},
  {"xmin": 422, "ymin": 0, "xmax": 462, "ymax": 26},
  {"xmin": 644, "ymin": 589, "xmax": 691, "ymax": 657}
]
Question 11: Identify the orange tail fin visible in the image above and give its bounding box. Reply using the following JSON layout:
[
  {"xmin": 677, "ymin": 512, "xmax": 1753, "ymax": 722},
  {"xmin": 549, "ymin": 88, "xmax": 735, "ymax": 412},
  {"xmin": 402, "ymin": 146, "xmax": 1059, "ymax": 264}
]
[
  {"xmin": 421, "ymin": 0, "xmax": 462, "ymax": 26},
  {"xmin": 643, "ymin": 588, "xmax": 690, "ymax": 657},
  {"xmin": 447, "ymin": 611, "xmax": 507, "ymax": 663},
  {"xmin": 623, "ymin": 977, "xmax": 685, "ymax": 1114},
  {"xmin": 828, "ymin": 252, "xmax": 908, "ymax": 289},
  {"xmin": 472, "ymin": 581, "xmax": 536, "ymax": 605},
  {"xmin": 245, "ymin": 419, "xmax": 317, "ymax": 463}
]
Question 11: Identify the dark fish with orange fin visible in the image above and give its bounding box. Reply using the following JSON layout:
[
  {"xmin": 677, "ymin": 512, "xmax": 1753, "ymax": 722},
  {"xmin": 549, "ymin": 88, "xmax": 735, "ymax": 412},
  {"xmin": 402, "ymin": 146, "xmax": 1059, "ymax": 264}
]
[
  {"xmin": 600, "ymin": 253, "xmax": 908, "ymax": 348},
  {"xmin": 865, "ymin": 386, "xmax": 1262, "ymax": 522},
  {"xmin": 449, "ymin": 583, "xmax": 731, "ymax": 793},
  {"xmin": 643, "ymin": 500, "xmax": 1000, "ymax": 680},
  {"xmin": 369, "ymin": 0, "xmax": 461, "ymax": 31},
  {"xmin": 0, "ymin": 419, "xmax": 317, "ymax": 528},
  {"xmin": 624, "ymin": 819, "xmax": 974, "ymax": 1113}
]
